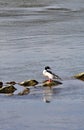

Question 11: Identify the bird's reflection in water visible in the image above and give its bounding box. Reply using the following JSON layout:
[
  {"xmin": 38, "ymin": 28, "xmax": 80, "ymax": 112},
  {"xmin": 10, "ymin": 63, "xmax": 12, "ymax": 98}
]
[
  {"xmin": 42, "ymin": 87, "xmax": 62, "ymax": 103},
  {"xmin": 43, "ymin": 87, "xmax": 53, "ymax": 103}
]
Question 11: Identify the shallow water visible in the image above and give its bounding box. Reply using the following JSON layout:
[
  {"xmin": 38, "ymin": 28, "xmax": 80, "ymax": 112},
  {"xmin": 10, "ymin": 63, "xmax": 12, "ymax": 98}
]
[{"xmin": 0, "ymin": 0, "xmax": 84, "ymax": 130}]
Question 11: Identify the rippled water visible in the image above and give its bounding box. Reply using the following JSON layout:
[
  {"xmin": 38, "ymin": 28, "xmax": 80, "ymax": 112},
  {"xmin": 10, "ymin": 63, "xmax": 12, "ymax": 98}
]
[{"xmin": 0, "ymin": 0, "xmax": 84, "ymax": 130}]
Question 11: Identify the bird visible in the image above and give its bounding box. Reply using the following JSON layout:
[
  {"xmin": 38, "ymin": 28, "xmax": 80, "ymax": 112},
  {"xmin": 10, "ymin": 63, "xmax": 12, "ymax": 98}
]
[{"xmin": 43, "ymin": 66, "xmax": 62, "ymax": 82}]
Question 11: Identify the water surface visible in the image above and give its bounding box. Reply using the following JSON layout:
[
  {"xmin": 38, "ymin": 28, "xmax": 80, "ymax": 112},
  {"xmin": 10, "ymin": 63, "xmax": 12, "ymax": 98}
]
[{"xmin": 0, "ymin": 0, "xmax": 84, "ymax": 130}]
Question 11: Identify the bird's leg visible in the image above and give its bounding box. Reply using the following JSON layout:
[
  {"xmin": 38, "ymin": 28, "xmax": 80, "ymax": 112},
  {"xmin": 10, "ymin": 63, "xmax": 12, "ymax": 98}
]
[{"xmin": 48, "ymin": 79, "xmax": 52, "ymax": 82}]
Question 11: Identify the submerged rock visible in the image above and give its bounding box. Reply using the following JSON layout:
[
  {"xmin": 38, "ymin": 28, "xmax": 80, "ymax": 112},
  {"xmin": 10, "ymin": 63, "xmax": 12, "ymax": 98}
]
[
  {"xmin": 0, "ymin": 85, "xmax": 17, "ymax": 94},
  {"xmin": 18, "ymin": 88, "xmax": 30, "ymax": 96},
  {"xmin": 43, "ymin": 80, "xmax": 62, "ymax": 87},
  {"xmin": 18, "ymin": 79, "xmax": 38, "ymax": 87},
  {"xmin": 6, "ymin": 81, "xmax": 16, "ymax": 85},
  {"xmin": 0, "ymin": 81, "xmax": 3, "ymax": 88},
  {"xmin": 74, "ymin": 72, "xmax": 84, "ymax": 81}
]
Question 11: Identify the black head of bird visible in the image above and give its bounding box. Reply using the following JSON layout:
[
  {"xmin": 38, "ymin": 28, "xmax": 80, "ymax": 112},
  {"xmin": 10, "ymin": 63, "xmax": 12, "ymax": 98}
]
[{"xmin": 45, "ymin": 66, "xmax": 51, "ymax": 70}]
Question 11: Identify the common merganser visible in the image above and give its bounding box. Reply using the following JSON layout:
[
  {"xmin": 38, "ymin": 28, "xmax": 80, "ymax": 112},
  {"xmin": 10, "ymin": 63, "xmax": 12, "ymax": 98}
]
[{"xmin": 43, "ymin": 66, "xmax": 61, "ymax": 82}]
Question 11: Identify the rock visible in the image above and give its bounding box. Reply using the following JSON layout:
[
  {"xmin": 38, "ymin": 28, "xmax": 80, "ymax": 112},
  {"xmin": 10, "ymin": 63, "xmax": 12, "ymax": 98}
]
[
  {"xmin": 0, "ymin": 81, "xmax": 3, "ymax": 88},
  {"xmin": 43, "ymin": 80, "xmax": 62, "ymax": 87},
  {"xmin": 18, "ymin": 79, "xmax": 38, "ymax": 87},
  {"xmin": 6, "ymin": 81, "xmax": 16, "ymax": 85},
  {"xmin": 0, "ymin": 85, "xmax": 17, "ymax": 94},
  {"xmin": 18, "ymin": 88, "xmax": 30, "ymax": 96},
  {"xmin": 74, "ymin": 72, "xmax": 84, "ymax": 81}
]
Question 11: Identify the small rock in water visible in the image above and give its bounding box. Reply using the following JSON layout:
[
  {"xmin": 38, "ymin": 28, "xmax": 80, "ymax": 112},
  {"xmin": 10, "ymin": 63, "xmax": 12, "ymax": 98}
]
[
  {"xmin": 0, "ymin": 81, "xmax": 3, "ymax": 88},
  {"xmin": 43, "ymin": 80, "xmax": 62, "ymax": 87},
  {"xmin": 18, "ymin": 88, "xmax": 30, "ymax": 96},
  {"xmin": 74, "ymin": 72, "xmax": 84, "ymax": 81},
  {"xmin": 0, "ymin": 85, "xmax": 17, "ymax": 94},
  {"xmin": 18, "ymin": 79, "xmax": 38, "ymax": 87},
  {"xmin": 6, "ymin": 81, "xmax": 16, "ymax": 85}
]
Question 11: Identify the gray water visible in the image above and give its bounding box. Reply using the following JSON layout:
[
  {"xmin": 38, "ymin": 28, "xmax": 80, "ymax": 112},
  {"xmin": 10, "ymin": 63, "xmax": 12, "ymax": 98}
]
[{"xmin": 0, "ymin": 0, "xmax": 84, "ymax": 130}]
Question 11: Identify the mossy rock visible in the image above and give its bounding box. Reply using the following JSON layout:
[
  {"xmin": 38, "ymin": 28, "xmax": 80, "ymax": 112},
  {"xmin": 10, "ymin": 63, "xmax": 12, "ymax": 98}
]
[
  {"xmin": 18, "ymin": 88, "xmax": 30, "ymax": 96},
  {"xmin": 0, "ymin": 85, "xmax": 17, "ymax": 94},
  {"xmin": 18, "ymin": 79, "xmax": 39, "ymax": 87},
  {"xmin": 74, "ymin": 72, "xmax": 84, "ymax": 81},
  {"xmin": 43, "ymin": 80, "xmax": 62, "ymax": 87},
  {"xmin": 0, "ymin": 81, "xmax": 3, "ymax": 88}
]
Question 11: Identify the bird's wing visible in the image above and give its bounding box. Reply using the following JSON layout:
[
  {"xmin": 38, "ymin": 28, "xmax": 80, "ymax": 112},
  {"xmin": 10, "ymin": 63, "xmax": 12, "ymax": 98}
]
[
  {"xmin": 53, "ymin": 73, "xmax": 62, "ymax": 80},
  {"xmin": 47, "ymin": 70, "xmax": 53, "ymax": 75},
  {"xmin": 47, "ymin": 70, "xmax": 61, "ymax": 80}
]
